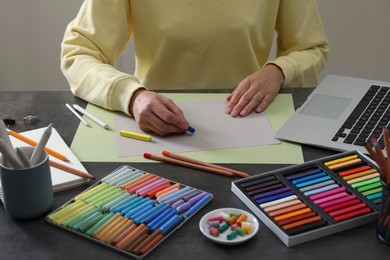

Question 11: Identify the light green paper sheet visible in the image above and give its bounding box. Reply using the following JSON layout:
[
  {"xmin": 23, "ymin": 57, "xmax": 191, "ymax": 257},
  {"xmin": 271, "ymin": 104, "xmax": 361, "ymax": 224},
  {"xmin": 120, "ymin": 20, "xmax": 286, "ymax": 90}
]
[{"xmin": 70, "ymin": 93, "xmax": 303, "ymax": 164}]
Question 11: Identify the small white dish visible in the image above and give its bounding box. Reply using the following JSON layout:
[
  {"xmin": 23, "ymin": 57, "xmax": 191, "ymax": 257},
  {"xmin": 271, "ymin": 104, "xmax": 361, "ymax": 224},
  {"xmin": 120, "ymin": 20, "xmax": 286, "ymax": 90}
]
[{"xmin": 199, "ymin": 207, "xmax": 259, "ymax": 245}]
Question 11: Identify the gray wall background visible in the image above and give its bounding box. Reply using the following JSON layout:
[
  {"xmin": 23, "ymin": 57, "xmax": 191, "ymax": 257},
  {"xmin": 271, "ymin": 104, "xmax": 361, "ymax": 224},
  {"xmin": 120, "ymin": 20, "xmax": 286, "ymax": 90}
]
[{"xmin": 1, "ymin": 0, "xmax": 389, "ymax": 91}]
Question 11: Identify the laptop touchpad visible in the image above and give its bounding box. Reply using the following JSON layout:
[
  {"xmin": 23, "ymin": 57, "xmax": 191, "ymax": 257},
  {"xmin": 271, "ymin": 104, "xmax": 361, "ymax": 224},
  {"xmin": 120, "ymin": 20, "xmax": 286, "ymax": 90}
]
[{"xmin": 299, "ymin": 94, "xmax": 352, "ymax": 120}]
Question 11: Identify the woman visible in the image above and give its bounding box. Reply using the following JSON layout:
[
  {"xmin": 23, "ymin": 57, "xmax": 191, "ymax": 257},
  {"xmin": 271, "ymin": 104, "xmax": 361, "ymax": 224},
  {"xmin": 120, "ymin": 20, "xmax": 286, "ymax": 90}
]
[{"xmin": 61, "ymin": 0, "xmax": 328, "ymax": 135}]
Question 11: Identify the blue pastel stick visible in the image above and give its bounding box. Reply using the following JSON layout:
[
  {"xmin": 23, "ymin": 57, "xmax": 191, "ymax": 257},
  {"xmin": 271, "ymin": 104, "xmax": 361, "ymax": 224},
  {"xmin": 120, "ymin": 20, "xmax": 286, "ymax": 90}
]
[
  {"xmin": 148, "ymin": 209, "xmax": 177, "ymax": 231},
  {"xmin": 163, "ymin": 188, "xmax": 197, "ymax": 205},
  {"xmin": 303, "ymin": 184, "xmax": 339, "ymax": 196},
  {"xmin": 102, "ymin": 193, "xmax": 134, "ymax": 211},
  {"xmin": 295, "ymin": 176, "xmax": 332, "ymax": 188},
  {"xmin": 162, "ymin": 215, "xmax": 185, "ymax": 236},
  {"xmin": 108, "ymin": 169, "xmax": 138, "ymax": 186},
  {"xmin": 130, "ymin": 204, "xmax": 154, "ymax": 220},
  {"xmin": 133, "ymin": 203, "xmax": 166, "ymax": 225},
  {"xmin": 291, "ymin": 172, "xmax": 327, "ymax": 184},
  {"xmin": 101, "ymin": 167, "xmax": 133, "ymax": 183},
  {"xmin": 185, "ymin": 193, "xmax": 212, "ymax": 217},
  {"xmin": 158, "ymin": 186, "xmax": 192, "ymax": 203},
  {"xmin": 255, "ymin": 190, "xmax": 295, "ymax": 204},
  {"xmin": 115, "ymin": 171, "xmax": 143, "ymax": 187},
  {"xmin": 252, "ymin": 186, "xmax": 291, "ymax": 200},
  {"xmin": 141, "ymin": 204, "xmax": 171, "ymax": 225},
  {"xmin": 123, "ymin": 198, "xmax": 154, "ymax": 217},
  {"xmin": 159, "ymin": 214, "xmax": 179, "ymax": 232},
  {"xmin": 111, "ymin": 196, "xmax": 142, "ymax": 213}
]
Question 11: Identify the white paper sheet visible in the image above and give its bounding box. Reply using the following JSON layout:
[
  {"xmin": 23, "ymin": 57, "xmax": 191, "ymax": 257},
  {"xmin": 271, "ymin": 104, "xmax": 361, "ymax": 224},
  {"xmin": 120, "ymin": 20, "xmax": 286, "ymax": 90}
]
[{"xmin": 115, "ymin": 100, "xmax": 280, "ymax": 157}]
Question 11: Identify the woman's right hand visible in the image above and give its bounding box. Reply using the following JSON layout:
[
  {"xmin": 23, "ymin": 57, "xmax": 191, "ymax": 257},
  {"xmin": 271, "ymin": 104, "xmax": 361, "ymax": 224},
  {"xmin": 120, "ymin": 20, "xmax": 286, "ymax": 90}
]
[{"xmin": 129, "ymin": 89, "xmax": 189, "ymax": 136}]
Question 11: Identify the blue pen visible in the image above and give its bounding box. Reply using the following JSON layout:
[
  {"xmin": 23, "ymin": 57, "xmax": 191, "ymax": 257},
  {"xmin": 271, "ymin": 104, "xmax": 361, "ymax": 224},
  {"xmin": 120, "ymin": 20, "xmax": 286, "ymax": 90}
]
[
  {"xmin": 187, "ymin": 125, "xmax": 196, "ymax": 134},
  {"xmin": 185, "ymin": 193, "xmax": 212, "ymax": 217}
]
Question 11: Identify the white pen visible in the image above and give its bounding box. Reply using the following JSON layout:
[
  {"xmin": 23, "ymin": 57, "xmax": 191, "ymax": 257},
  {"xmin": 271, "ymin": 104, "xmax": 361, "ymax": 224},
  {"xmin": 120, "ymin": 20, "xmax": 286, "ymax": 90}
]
[
  {"xmin": 72, "ymin": 104, "xmax": 110, "ymax": 130},
  {"xmin": 16, "ymin": 147, "xmax": 32, "ymax": 168},
  {"xmin": 0, "ymin": 121, "xmax": 15, "ymax": 156},
  {"xmin": 30, "ymin": 123, "xmax": 52, "ymax": 165},
  {"xmin": 0, "ymin": 139, "xmax": 24, "ymax": 169},
  {"xmin": 66, "ymin": 103, "xmax": 91, "ymax": 127}
]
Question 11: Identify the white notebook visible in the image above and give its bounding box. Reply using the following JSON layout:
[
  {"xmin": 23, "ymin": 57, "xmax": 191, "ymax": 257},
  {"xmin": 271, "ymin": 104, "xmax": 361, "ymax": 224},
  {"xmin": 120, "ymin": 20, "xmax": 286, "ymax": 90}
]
[{"xmin": 0, "ymin": 127, "xmax": 90, "ymax": 202}]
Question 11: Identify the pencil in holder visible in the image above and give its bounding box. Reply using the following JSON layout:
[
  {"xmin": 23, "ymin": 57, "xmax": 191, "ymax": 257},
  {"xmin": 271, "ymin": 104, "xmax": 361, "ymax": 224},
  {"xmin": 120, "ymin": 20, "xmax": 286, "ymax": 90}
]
[{"xmin": 377, "ymin": 180, "xmax": 390, "ymax": 245}]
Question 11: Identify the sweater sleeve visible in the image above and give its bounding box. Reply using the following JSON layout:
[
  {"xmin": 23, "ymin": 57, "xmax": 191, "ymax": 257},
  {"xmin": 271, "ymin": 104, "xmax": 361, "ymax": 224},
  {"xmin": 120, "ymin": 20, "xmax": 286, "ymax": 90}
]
[
  {"xmin": 266, "ymin": 0, "xmax": 329, "ymax": 88},
  {"xmin": 60, "ymin": 0, "xmax": 146, "ymax": 115}
]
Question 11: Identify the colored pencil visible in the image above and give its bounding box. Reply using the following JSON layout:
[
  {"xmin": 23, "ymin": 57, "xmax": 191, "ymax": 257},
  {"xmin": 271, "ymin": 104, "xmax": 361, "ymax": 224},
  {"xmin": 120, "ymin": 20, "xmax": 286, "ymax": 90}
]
[
  {"xmin": 161, "ymin": 150, "xmax": 250, "ymax": 178},
  {"xmin": 143, "ymin": 153, "xmax": 234, "ymax": 177},
  {"xmin": 8, "ymin": 129, "xmax": 70, "ymax": 162},
  {"xmin": 49, "ymin": 160, "xmax": 94, "ymax": 179}
]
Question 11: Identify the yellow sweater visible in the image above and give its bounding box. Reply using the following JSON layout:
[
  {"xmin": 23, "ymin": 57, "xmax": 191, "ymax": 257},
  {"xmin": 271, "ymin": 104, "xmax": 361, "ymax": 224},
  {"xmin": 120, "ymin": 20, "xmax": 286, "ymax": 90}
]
[{"xmin": 61, "ymin": 0, "xmax": 328, "ymax": 115}]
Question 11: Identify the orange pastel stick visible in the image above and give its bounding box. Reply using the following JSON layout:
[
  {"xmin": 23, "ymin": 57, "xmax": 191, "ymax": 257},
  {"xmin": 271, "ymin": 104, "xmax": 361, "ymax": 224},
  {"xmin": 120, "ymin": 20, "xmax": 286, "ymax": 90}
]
[
  {"xmin": 116, "ymin": 224, "xmax": 148, "ymax": 249},
  {"xmin": 282, "ymin": 216, "xmax": 322, "ymax": 230},
  {"xmin": 268, "ymin": 202, "xmax": 307, "ymax": 217},
  {"xmin": 338, "ymin": 165, "xmax": 371, "ymax": 177},
  {"xmin": 277, "ymin": 211, "xmax": 317, "ymax": 226},
  {"xmin": 274, "ymin": 207, "xmax": 312, "ymax": 221},
  {"xmin": 155, "ymin": 183, "xmax": 180, "ymax": 198},
  {"xmin": 125, "ymin": 233, "xmax": 148, "ymax": 253},
  {"xmin": 139, "ymin": 234, "xmax": 164, "ymax": 255},
  {"xmin": 92, "ymin": 213, "xmax": 121, "ymax": 238},
  {"xmin": 132, "ymin": 229, "xmax": 162, "ymax": 255},
  {"xmin": 95, "ymin": 215, "xmax": 124, "ymax": 241},
  {"xmin": 342, "ymin": 168, "xmax": 377, "ymax": 181},
  {"xmin": 101, "ymin": 217, "xmax": 130, "ymax": 243},
  {"xmin": 125, "ymin": 175, "xmax": 157, "ymax": 192},
  {"xmin": 106, "ymin": 219, "xmax": 134, "ymax": 244},
  {"xmin": 112, "ymin": 223, "xmax": 137, "ymax": 246},
  {"xmin": 119, "ymin": 173, "xmax": 151, "ymax": 189}
]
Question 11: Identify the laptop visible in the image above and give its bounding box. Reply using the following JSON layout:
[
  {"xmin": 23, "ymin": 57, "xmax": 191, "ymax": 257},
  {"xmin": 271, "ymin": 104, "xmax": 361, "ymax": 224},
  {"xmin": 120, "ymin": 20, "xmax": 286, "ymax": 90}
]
[{"xmin": 276, "ymin": 74, "xmax": 390, "ymax": 155}]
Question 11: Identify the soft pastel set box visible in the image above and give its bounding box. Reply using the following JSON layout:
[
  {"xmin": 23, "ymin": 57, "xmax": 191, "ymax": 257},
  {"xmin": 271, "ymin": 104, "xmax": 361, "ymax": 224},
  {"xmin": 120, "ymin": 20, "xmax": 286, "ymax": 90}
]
[
  {"xmin": 231, "ymin": 150, "xmax": 381, "ymax": 247},
  {"xmin": 46, "ymin": 165, "xmax": 213, "ymax": 259}
]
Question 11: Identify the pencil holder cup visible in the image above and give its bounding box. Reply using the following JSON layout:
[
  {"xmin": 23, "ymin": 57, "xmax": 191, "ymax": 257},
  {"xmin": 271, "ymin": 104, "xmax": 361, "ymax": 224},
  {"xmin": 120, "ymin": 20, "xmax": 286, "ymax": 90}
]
[
  {"xmin": 377, "ymin": 180, "xmax": 390, "ymax": 245},
  {"xmin": 0, "ymin": 146, "xmax": 53, "ymax": 219}
]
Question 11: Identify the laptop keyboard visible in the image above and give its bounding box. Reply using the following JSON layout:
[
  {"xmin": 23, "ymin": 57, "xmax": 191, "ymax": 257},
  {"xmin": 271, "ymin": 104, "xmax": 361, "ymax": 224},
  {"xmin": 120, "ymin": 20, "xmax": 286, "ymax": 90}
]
[{"xmin": 332, "ymin": 84, "xmax": 390, "ymax": 148}]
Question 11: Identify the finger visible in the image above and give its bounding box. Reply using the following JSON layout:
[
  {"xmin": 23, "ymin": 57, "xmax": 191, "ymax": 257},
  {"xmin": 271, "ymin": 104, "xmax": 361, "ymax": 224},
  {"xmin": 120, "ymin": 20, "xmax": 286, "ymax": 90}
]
[
  {"xmin": 226, "ymin": 81, "xmax": 250, "ymax": 114},
  {"xmin": 254, "ymin": 94, "xmax": 275, "ymax": 114}
]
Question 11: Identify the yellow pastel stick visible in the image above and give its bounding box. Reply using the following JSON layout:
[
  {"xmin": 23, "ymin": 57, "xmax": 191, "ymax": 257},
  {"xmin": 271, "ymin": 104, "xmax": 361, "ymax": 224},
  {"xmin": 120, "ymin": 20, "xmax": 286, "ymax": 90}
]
[
  {"xmin": 324, "ymin": 155, "xmax": 358, "ymax": 166},
  {"xmin": 120, "ymin": 130, "xmax": 152, "ymax": 142}
]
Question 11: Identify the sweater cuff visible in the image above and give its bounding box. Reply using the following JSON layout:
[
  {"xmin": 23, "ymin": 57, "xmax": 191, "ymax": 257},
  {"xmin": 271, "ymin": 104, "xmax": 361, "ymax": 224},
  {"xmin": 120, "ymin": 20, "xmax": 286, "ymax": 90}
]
[
  {"xmin": 264, "ymin": 57, "xmax": 297, "ymax": 88},
  {"xmin": 111, "ymin": 78, "xmax": 148, "ymax": 116}
]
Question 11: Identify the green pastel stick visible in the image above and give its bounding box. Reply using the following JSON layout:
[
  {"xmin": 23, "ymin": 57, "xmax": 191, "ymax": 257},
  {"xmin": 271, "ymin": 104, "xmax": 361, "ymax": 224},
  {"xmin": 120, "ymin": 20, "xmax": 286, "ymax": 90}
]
[
  {"xmin": 102, "ymin": 193, "xmax": 133, "ymax": 212},
  {"xmin": 63, "ymin": 206, "xmax": 97, "ymax": 227},
  {"xmin": 85, "ymin": 212, "xmax": 115, "ymax": 237},
  {"xmin": 362, "ymin": 187, "xmax": 382, "ymax": 196},
  {"xmin": 48, "ymin": 200, "xmax": 85, "ymax": 222},
  {"xmin": 357, "ymin": 181, "xmax": 382, "ymax": 192},
  {"xmin": 90, "ymin": 189, "xmax": 125, "ymax": 208},
  {"xmin": 85, "ymin": 185, "xmax": 118, "ymax": 204},
  {"xmin": 72, "ymin": 211, "xmax": 103, "ymax": 232},
  {"xmin": 56, "ymin": 203, "xmax": 90, "ymax": 224},
  {"xmin": 352, "ymin": 177, "xmax": 380, "ymax": 188},
  {"xmin": 75, "ymin": 182, "xmax": 108, "ymax": 201}
]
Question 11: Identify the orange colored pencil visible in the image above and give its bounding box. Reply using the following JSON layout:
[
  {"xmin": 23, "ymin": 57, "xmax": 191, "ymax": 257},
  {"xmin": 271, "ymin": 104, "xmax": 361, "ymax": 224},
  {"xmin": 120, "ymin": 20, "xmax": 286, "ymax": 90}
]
[
  {"xmin": 143, "ymin": 153, "xmax": 234, "ymax": 177},
  {"xmin": 9, "ymin": 130, "xmax": 69, "ymax": 162},
  {"xmin": 161, "ymin": 150, "xmax": 250, "ymax": 178},
  {"xmin": 49, "ymin": 160, "xmax": 94, "ymax": 179}
]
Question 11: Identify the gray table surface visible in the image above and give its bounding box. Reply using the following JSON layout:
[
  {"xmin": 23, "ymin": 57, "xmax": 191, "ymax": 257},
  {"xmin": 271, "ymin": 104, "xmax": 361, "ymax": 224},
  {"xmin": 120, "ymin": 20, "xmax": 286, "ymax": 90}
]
[{"xmin": 0, "ymin": 89, "xmax": 388, "ymax": 260}]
